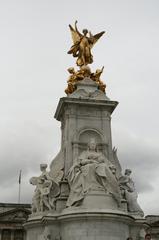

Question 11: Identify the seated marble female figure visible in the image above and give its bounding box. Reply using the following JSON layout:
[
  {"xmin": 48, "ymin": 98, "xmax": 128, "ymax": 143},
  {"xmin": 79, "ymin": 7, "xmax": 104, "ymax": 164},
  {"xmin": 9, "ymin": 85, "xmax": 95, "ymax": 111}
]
[{"xmin": 66, "ymin": 138, "xmax": 121, "ymax": 207}]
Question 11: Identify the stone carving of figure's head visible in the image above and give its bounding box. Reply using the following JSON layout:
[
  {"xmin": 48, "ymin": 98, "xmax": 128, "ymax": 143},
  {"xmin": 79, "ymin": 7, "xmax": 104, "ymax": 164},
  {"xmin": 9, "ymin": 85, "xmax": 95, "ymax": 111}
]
[
  {"xmin": 109, "ymin": 164, "xmax": 116, "ymax": 175},
  {"xmin": 40, "ymin": 163, "xmax": 47, "ymax": 173},
  {"xmin": 88, "ymin": 138, "xmax": 97, "ymax": 151},
  {"xmin": 125, "ymin": 169, "xmax": 132, "ymax": 176}
]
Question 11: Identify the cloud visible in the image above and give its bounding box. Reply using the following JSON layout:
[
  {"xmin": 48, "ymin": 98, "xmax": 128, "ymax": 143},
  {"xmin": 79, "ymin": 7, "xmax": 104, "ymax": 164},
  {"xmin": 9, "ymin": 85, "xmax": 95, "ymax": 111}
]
[
  {"xmin": 0, "ymin": 117, "xmax": 60, "ymax": 202},
  {"xmin": 112, "ymin": 124, "xmax": 159, "ymax": 214}
]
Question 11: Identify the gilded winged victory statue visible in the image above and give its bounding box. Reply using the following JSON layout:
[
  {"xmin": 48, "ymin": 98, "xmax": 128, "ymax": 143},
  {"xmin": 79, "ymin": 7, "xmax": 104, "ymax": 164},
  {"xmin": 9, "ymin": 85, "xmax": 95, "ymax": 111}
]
[{"xmin": 68, "ymin": 21, "xmax": 105, "ymax": 67}]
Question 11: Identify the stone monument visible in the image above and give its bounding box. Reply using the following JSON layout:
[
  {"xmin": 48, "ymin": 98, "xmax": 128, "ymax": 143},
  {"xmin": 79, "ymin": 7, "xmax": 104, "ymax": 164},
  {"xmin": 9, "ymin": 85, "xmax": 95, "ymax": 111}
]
[{"xmin": 25, "ymin": 21, "xmax": 147, "ymax": 240}]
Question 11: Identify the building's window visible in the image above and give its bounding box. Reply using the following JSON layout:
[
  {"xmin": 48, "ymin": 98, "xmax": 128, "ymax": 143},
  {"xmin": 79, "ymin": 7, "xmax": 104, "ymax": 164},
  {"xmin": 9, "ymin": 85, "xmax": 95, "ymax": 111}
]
[
  {"xmin": 14, "ymin": 230, "xmax": 24, "ymax": 240},
  {"xmin": 2, "ymin": 229, "xmax": 11, "ymax": 240}
]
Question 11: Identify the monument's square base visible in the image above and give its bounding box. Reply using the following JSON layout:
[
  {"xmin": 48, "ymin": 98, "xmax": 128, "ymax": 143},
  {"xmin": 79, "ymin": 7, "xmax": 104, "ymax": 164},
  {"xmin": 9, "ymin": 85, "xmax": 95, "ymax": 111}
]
[{"xmin": 25, "ymin": 209, "xmax": 145, "ymax": 240}]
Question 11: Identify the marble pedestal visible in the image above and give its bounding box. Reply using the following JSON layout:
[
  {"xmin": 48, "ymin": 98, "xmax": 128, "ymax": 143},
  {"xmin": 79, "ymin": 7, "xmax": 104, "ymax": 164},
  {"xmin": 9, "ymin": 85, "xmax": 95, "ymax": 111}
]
[
  {"xmin": 82, "ymin": 190, "xmax": 118, "ymax": 210},
  {"xmin": 25, "ymin": 209, "xmax": 145, "ymax": 240},
  {"xmin": 25, "ymin": 191, "xmax": 145, "ymax": 240}
]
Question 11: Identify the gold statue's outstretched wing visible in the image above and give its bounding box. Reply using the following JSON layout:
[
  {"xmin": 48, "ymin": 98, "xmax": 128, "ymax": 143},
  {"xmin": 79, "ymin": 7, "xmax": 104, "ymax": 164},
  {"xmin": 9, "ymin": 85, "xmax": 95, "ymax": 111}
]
[
  {"xmin": 69, "ymin": 21, "xmax": 82, "ymax": 44},
  {"xmin": 89, "ymin": 31, "xmax": 105, "ymax": 49}
]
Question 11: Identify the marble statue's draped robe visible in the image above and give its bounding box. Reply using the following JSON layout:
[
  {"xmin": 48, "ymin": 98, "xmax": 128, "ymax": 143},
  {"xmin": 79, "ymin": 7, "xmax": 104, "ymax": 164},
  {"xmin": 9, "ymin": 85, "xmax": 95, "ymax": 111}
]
[
  {"xmin": 66, "ymin": 150, "xmax": 121, "ymax": 207},
  {"xmin": 119, "ymin": 174, "xmax": 144, "ymax": 216}
]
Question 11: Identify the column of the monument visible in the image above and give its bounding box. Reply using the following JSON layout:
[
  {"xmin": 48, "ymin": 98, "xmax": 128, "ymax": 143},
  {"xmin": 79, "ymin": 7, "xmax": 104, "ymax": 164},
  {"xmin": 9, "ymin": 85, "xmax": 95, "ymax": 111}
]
[
  {"xmin": 60, "ymin": 121, "xmax": 63, "ymax": 150},
  {"xmin": 64, "ymin": 106, "xmax": 77, "ymax": 174},
  {"xmin": 61, "ymin": 108, "xmax": 69, "ymax": 176},
  {"xmin": 63, "ymin": 116, "xmax": 69, "ymax": 175},
  {"xmin": 101, "ymin": 110, "xmax": 113, "ymax": 161},
  {"xmin": 107, "ymin": 115, "xmax": 114, "ymax": 161},
  {"xmin": 72, "ymin": 142, "xmax": 78, "ymax": 164}
]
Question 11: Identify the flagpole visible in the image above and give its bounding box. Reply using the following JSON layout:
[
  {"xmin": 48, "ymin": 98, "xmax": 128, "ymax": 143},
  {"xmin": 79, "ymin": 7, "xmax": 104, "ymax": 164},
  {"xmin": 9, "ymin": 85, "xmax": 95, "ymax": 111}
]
[{"xmin": 18, "ymin": 170, "xmax": 22, "ymax": 204}]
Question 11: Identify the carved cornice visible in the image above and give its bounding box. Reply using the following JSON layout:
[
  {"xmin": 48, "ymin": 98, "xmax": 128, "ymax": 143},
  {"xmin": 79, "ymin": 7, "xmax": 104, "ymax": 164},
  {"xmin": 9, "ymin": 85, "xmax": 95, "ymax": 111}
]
[{"xmin": 55, "ymin": 97, "xmax": 118, "ymax": 121}]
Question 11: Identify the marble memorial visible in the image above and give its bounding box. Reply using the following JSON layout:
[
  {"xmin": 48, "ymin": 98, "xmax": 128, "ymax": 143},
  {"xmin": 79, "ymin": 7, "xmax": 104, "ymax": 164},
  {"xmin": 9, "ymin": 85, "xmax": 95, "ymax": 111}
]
[{"xmin": 24, "ymin": 21, "xmax": 148, "ymax": 240}]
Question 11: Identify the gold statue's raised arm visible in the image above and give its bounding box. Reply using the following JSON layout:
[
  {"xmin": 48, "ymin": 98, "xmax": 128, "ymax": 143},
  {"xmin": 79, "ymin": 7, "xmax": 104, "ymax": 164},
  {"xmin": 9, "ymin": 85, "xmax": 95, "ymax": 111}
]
[
  {"xmin": 68, "ymin": 21, "xmax": 81, "ymax": 45},
  {"xmin": 68, "ymin": 21, "xmax": 105, "ymax": 67}
]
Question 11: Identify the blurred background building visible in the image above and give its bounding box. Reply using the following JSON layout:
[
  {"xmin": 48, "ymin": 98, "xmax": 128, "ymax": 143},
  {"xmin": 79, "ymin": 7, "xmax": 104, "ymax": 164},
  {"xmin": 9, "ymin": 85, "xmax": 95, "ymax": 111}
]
[{"xmin": 0, "ymin": 203, "xmax": 31, "ymax": 240}]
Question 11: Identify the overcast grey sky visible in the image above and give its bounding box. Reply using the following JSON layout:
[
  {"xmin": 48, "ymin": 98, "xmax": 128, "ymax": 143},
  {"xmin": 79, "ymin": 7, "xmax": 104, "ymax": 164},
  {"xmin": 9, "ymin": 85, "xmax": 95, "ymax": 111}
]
[{"xmin": 0, "ymin": 0, "xmax": 159, "ymax": 215}]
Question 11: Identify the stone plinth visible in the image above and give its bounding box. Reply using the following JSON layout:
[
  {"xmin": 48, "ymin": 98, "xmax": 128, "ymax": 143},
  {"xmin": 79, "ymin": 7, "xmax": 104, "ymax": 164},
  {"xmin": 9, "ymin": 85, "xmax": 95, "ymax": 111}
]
[
  {"xmin": 81, "ymin": 190, "xmax": 118, "ymax": 210},
  {"xmin": 25, "ymin": 210, "xmax": 145, "ymax": 240}
]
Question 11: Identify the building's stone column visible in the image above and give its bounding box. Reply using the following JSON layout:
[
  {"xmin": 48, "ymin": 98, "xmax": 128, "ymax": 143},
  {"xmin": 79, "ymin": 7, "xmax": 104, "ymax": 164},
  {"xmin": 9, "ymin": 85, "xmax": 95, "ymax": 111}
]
[
  {"xmin": 11, "ymin": 229, "xmax": 14, "ymax": 240},
  {"xmin": 23, "ymin": 230, "xmax": 26, "ymax": 240},
  {"xmin": 0, "ymin": 229, "xmax": 2, "ymax": 240}
]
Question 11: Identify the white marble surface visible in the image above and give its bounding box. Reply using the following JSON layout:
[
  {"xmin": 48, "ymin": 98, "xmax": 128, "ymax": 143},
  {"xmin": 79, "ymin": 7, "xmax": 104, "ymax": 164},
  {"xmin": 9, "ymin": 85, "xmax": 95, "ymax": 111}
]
[{"xmin": 25, "ymin": 78, "xmax": 145, "ymax": 239}]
